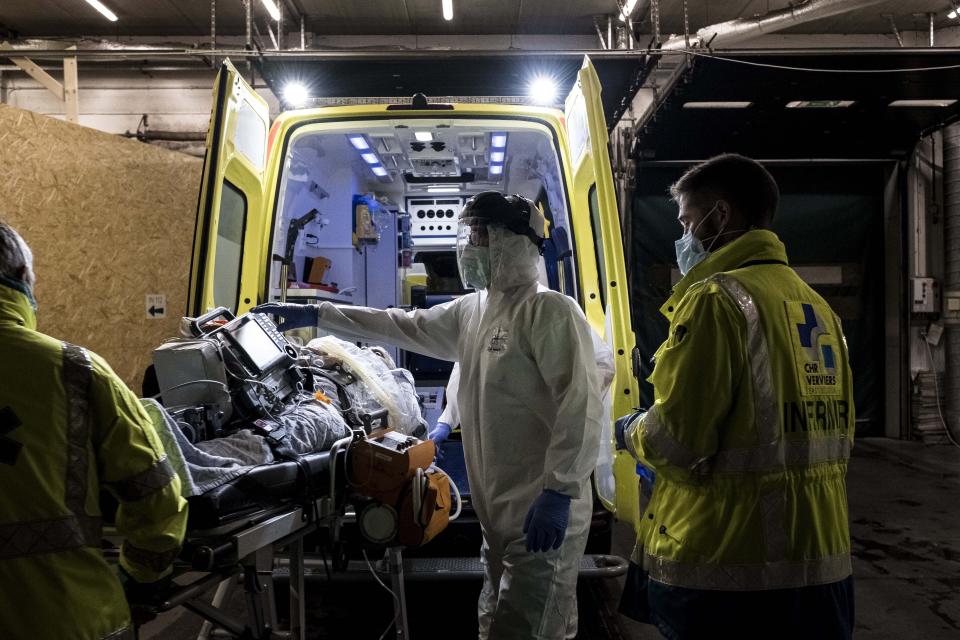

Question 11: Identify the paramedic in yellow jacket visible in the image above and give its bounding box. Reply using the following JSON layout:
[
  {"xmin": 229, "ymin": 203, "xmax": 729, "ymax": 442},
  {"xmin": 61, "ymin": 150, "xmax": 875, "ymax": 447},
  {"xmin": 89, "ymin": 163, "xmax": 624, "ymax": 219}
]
[
  {"xmin": 615, "ymin": 155, "xmax": 855, "ymax": 639},
  {"xmin": 0, "ymin": 222, "xmax": 188, "ymax": 640}
]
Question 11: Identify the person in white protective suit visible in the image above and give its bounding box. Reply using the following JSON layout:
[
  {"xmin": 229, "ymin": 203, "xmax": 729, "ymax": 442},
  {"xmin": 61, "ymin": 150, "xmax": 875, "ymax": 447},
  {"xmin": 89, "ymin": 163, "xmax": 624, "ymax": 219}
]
[{"xmin": 255, "ymin": 191, "xmax": 607, "ymax": 639}]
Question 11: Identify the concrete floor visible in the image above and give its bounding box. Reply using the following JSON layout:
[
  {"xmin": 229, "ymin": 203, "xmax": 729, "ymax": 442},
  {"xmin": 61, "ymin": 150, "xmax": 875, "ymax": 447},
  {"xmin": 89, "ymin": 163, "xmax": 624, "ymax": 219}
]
[{"xmin": 144, "ymin": 437, "xmax": 960, "ymax": 639}]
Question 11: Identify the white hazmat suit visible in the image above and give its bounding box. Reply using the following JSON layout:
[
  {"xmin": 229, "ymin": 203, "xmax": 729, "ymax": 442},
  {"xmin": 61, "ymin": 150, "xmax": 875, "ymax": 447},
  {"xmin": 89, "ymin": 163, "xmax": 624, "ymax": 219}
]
[{"xmin": 307, "ymin": 225, "xmax": 606, "ymax": 639}]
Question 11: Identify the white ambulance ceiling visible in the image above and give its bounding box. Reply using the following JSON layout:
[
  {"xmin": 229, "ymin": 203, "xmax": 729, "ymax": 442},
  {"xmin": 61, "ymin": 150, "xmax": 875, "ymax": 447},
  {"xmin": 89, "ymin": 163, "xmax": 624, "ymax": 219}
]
[{"xmin": 0, "ymin": 0, "xmax": 956, "ymax": 38}]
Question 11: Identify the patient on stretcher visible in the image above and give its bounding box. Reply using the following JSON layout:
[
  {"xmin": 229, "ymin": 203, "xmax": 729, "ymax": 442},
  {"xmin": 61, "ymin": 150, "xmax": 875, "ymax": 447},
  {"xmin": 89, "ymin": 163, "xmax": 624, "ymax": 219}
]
[{"xmin": 145, "ymin": 322, "xmax": 427, "ymax": 497}]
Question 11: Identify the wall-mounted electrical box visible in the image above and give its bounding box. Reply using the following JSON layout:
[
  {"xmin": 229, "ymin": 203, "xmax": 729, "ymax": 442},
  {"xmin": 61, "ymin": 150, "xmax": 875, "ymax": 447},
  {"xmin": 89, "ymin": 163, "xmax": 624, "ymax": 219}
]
[
  {"xmin": 943, "ymin": 290, "xmax": 960, "ymax": 325},
  {"xmin": 912, "ymin": 277, "xmax": 940, "ymax": 314}
]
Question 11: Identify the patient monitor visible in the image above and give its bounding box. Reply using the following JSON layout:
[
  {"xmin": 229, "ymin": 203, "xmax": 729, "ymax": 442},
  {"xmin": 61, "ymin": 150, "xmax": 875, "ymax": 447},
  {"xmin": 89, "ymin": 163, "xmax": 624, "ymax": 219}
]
[{"xmin": 153, "ymin": 308, "xmax": 302, "ymax": 441}]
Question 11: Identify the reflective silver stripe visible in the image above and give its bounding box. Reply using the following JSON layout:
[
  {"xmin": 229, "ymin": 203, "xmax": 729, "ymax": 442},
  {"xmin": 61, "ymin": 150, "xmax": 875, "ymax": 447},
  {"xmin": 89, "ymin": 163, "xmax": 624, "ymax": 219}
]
[
  {"xmin": 712, "ymin": 436, "xmax": 852, "ymax": 473},
  {"xmin": 106, "ymin": 456, "xmax": 176, "ymax": 501},
  {"xmin": 0, "ymin": 514, "xmax": 101, "ymax": 559},
  {"xmin": 61, "ymin": 343, "xmax": 93, "ymax": 516},
  {"xmin": 122, "ymin": 540, "xmax": 180, "ymax": 573},
  {"xmin": 710, "ymin": 274, "xmax": 779, "ymax": 446},
  {"xmin": 636, "ymin": 405, "xmax": 710, "ymax": 471},
  {"xmin": 645, "ymin": 552, "xmax": 852, "ymax": 591},
  {"xmin": 103, "ymin": 626, "xmax": 134, "ymax": 640},
  {"xmin": 623, "ymin": 412, "xmax": 642, "ymax": 459}
]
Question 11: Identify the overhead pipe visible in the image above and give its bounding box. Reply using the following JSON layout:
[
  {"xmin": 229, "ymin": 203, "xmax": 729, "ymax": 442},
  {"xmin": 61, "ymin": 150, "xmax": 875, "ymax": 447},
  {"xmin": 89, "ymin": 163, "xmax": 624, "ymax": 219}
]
[
  {"xmin": 3, "ymin": 45, "xmax": 960, "ymax": 62},
  {"xmin": 662, "ymin": 0, "xmax": 890, "ymax": 49}
]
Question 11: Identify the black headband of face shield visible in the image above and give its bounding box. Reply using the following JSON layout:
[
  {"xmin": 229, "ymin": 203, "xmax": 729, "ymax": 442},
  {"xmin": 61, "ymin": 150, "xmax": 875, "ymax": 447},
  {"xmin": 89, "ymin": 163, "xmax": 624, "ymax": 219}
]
[{"xmin": 462, "ymin": 191, "xmax": 544, "ymax": 253}]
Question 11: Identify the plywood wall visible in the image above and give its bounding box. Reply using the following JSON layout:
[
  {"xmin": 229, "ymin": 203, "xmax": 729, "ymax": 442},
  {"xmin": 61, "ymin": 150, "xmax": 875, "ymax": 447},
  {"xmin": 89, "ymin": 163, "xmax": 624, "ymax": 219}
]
[{"xmin": 0, "ymin": 104, "xmax": 202, "ymax": 390}]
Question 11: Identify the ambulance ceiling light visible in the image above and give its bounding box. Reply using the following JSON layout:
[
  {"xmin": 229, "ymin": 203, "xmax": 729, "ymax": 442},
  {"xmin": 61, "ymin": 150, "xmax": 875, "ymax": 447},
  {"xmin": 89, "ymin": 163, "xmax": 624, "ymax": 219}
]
[{"xmin": 348, "ymin": 135, "xmax": 370, "ymax": 150}]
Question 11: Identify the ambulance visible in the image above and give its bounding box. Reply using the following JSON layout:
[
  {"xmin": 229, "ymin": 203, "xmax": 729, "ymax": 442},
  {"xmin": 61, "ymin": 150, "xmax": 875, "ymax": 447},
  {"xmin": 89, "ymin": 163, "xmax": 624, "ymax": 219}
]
[{"xmin": 187, "ymin": 57, "xmax": 641, "ymax": 554}]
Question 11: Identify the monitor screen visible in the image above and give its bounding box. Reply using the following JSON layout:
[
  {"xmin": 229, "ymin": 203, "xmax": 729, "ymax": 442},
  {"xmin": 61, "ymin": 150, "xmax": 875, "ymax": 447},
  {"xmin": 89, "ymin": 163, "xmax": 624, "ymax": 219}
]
[{"xmin": 231, "ymin": 318, "xmax": 284, "ymax": 372}]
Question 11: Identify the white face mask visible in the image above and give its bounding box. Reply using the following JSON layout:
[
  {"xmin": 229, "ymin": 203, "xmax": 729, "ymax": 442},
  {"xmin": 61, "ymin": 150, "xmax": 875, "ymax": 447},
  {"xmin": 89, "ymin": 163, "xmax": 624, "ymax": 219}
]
[
  {"xmin": 675, "ymin": 202, "xmax": 725, "ymax": 276},
  {"xmin": 458, "ymin": 244, "xmax": 491, "ymax": 290}
]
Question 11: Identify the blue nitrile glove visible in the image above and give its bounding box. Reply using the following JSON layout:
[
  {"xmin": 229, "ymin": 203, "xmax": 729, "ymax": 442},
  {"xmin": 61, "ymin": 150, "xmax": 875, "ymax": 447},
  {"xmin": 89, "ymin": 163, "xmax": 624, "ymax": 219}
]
[
  {"xmin": 428, "ymin": 422, "xmax": 452, "ymax": 463},
  {"xmin": 615, "ymin": 411, "xmax": 643, "ymax": 451},
  {"xmin": 251, "ymin": 302, "xmax": 319, "ymax": 331},
  {"xmin": 522, "ymin": 489, "xmax": 572, "ymax": 553}
]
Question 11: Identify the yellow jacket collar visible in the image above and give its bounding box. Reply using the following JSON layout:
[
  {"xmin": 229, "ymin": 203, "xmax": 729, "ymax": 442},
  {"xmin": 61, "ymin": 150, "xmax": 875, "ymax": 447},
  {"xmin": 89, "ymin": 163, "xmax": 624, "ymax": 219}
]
[
  {"xmin": 660, "ymin": 229, "xmax": 789, "ymax": 321},
  {"xmin": 0, "ymin": 280, "xmax": 37, "ymax": 330}
]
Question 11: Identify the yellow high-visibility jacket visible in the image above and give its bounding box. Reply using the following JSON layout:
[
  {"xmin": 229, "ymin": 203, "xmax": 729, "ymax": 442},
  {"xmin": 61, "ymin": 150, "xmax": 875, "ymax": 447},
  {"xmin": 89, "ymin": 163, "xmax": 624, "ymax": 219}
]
[
  {"xmin": 624, "ymin": 230, "xmax": 855, "ymax": 591},
  {"xmin": 0, "ymin": 283, "xmax": 188, "ymax": 640}
]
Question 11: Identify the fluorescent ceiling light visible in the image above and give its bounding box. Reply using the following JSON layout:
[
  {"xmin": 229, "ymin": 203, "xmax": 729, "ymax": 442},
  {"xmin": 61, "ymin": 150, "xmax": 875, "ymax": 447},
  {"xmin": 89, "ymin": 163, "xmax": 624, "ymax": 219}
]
[
  {"xmin": 281, "ymin": 82, "xmax": 310, "ymax": 108},
  {"xmin": 361, "ymin": 153, "xmax": 379, "ymax": 164},
  {"xmin": 785, "ymin": 100, "xmax": 855, "ymax": 108},
  {"xmin": 490, "ymin": 133, "xmax": 507, "ymax": 148},
  {"xmin": 490, "ymin": 151, "xmax": 505, "ymax": 162},
  {"xmin": 348, "ymin": 135, "xmax": 369, "ymax": 150},
  {"xmin": 83, "ymin": 0, "xmax": 118, "ymax": 21},
  {"xmin": 619, "ymin": 0, "xmax": 639, "ymax": 22},
  {"xmin": 489, "ymin": 164, "xmax": 503, "ymax": 176},
  {"xmin": 682, "ymin": 101, "xmax": 752, "ymax": 109},
  {"xmin": 372, "ymin": 166, "xmax": 388, "ymax": 177},
  {"xmin": 528, "ymin": 76, "xmax": 559, "ymax": 106},
  {"xmin": 889, "ymin": 99, "xmax": 957, "ymax": 107},
  {"xmin": 950, "ymin": 10, "xmax": 958, "ymax": 19},
  {"xmin": 260, "ymin": 0, "xmax": 281, "ymax": 21},
  {"xmin": 428, "ymin": 186, "xmax": 460, "ymax": 194},
  {"xmin": 414, "ymin": 131, "xmax": 434, "ymax": 142},
  {"xmin": 442, "ymin": 0, "xmax": 454, "ymax": 21}
]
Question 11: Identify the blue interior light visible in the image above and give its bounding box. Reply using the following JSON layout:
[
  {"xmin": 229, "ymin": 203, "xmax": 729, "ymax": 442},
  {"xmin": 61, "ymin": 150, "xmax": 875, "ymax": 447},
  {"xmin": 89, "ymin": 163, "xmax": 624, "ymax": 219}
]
[
  {"xmin": 491, "ymin": 133, "xmax": 507, "ymax": 148},
  {"xmin": 489, "ymin": 164, "xmax": 503, "ymax": 176},
  {"xmin": 361, "ymin": 152, "xmax": 379, "ymax": 164},
  {"xmin": 490, "ymin": 151, "xmax": 505, "ymax": 162},
  {"xmin": 372, "ymin": 166, "xmax": 388, "ymax": 177}
]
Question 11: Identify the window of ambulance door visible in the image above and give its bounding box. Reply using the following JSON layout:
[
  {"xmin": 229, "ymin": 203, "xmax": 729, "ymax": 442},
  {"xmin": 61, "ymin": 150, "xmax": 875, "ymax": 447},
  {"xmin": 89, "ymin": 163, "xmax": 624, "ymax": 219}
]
[
  {"xmin": 212, "ymin": 181, "xmax": 247, "ymax": 312},
  {"xmin": 588, "ymin": 184, "xmax": 607, "ymax": 309}
]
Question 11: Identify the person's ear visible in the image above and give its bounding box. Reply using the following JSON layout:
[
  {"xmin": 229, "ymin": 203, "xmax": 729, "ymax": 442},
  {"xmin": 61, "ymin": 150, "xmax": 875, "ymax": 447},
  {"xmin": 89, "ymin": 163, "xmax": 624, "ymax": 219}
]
[{"xmin": 715, "ymin": 199, "xmax": 732, "ymax": 228}]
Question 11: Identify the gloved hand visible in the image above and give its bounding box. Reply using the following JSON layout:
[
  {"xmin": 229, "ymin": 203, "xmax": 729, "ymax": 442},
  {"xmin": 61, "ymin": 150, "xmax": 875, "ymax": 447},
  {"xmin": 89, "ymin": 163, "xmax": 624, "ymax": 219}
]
[
  {"xmin": 428, "ymin": 422, "xmax": 452, "ymax": 463},
  {"xmin": 251, "ymin": 302, "xmax": 319, "ymax": 331},
  {"xmin": 522, "ymin": 489, "xmax": 571, "ymax": 553},
  {"xmin": 614, "ymin": 411, "xmax": 644, "ymax": 451},
  {"xmin": 117, "ymin": 565, "xmax": 172, "ymax": 625}
]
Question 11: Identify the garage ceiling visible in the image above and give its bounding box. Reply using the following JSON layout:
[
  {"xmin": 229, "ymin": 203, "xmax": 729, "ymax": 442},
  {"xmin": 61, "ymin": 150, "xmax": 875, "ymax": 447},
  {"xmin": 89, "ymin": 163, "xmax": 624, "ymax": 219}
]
[
  {"xmin": 632, "ymin": 50, "xmax": 960, "ymax": 160},
  {"xmin": 1, "ymin": 0, "xmax": 957, "ymax": 38}
]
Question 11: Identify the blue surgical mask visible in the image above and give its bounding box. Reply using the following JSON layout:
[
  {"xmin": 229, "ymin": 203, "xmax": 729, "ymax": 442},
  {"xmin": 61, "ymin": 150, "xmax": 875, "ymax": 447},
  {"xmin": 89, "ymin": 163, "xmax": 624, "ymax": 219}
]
[{"xmin": 675, "ymin": 202, "xmax": 726, "ymax": 276}]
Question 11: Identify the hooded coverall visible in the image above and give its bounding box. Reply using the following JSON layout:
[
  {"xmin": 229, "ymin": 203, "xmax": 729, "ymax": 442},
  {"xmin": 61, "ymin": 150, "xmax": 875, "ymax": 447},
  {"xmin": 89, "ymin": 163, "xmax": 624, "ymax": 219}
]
[
  {"xmin": 304, "ymin": 226, "xmax": 605, "ymax": 639},
  {"xmin": 622, "ymin": 230, "xmax": 855, "ymax": 637},
  {"xmin": 0, "ymin": 282, "xmax": 188, "ymax": 640}
]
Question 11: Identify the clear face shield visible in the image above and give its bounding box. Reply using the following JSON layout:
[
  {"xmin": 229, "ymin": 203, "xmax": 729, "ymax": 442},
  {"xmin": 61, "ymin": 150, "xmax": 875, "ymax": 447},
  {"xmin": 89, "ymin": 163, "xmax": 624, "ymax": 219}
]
[{"xmin": 456, "ymin": 217, "xmax": 493, "ymax": 290}]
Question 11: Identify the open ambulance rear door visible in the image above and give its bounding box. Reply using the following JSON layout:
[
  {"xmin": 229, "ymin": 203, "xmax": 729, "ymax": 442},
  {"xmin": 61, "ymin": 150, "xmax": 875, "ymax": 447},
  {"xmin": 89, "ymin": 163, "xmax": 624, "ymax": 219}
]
[
  {"xmin": 564, "ymin": 56, "xmax": 642, "ymax": 526},
  {"xmin": 188, "ymin": 59, "xmax": 271, "ymax": 316}
]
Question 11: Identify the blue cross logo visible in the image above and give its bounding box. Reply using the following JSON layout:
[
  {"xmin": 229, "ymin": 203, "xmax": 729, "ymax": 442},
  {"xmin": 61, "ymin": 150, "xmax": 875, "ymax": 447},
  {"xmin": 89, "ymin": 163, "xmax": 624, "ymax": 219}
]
[{"xmin": 795, "ymin": 303, "xmax": 835, "ymax": 371}]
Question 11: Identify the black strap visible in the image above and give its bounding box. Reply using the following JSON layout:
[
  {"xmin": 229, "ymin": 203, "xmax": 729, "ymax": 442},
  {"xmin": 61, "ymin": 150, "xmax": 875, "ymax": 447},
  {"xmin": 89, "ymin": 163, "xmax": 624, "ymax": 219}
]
[{"xmin": 737, "ymin": 259, "xmax": 788, "ymax": 269}]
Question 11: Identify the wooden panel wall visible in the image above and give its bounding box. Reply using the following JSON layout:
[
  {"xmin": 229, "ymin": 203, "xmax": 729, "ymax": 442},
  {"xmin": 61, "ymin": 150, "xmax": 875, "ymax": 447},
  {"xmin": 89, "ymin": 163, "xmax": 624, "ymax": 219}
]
[{"xmin": 0, "ymin": 104, "xmax": 202, "ymax": 390}]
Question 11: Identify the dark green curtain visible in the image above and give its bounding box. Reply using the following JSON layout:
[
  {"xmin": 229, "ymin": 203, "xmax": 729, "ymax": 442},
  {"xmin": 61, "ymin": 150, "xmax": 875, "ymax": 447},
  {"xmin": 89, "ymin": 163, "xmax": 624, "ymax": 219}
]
[{"xmin": 628, "ymin": 164, "xmax": 885, "ymax": 436}]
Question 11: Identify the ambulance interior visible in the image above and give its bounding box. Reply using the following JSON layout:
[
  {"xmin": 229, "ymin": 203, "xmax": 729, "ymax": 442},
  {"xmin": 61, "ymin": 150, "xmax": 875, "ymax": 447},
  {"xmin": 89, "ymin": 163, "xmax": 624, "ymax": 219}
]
[{"xmin": 266, "ymin": 119, "xmax": 578, "ymax": 428}]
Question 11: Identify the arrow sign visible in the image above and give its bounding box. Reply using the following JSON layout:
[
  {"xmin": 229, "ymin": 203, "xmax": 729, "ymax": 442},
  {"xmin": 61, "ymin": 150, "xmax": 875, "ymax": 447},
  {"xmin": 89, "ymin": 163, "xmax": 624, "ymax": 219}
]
[
  {"xmin": 145, "ymin": 294, "xmax": 167, "ymax": 319},
  {"xmin": 0, "ymin": 406, "xmax": 23, "ymax": 465}
]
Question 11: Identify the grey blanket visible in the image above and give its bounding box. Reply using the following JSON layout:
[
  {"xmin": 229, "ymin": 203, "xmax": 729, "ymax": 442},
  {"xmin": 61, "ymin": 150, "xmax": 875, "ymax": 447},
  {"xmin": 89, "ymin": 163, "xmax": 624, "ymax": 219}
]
[{"xmin": 143, "ymin": 396, "xmax": 350, "ymax": 496}]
